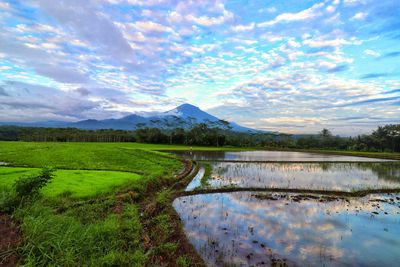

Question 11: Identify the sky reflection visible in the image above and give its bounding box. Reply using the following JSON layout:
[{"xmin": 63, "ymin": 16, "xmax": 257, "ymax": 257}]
[{"xmin": 174, "ymin": 192, "xmax": 400, "ymax": 266}]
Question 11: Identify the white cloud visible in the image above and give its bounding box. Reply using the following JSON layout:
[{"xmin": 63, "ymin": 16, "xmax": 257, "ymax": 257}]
[
  {"xmin": 343, "ymin": 0, "xmax": 366, "ymax": 6},
  {"xmin": 133, "ymin": 21, "xmax": 173, "ymax": 33},
  {"xmin": 303, "ymin": 36, "xmax": 362, "ymax": 48},
  {"xmin": 363, "ymin": 49, "xmax": 380, "ymax": 57},
  {"xmin": 350, "ymin": 12, "xmax": 367, "ymax": 20},
  {"xmin": 185, "ymin": 10, "xmax": 233, "ymax": 27},
  {"xmin": 326, "ymin": 5, "xmax": 336, "ymax": 13},
  {"xmin": 231, "ymin": 23, "xmax": 255, "ymax": 32},
  {"xmin": 168, "ymin": 11, "xmax": 183, "ymax": 23},
  {"xmin": 258, "ymin": 2, "xmax": 324, "ymax": 27},
  {"xmin": 287, "ymin": 38, "xmax": 301, "ymax": 48}
]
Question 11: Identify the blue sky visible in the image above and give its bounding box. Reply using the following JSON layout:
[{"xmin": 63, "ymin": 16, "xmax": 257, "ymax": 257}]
[{"xmin": 0, "ymin": 0, "xmax": 399, "ymax": 135}]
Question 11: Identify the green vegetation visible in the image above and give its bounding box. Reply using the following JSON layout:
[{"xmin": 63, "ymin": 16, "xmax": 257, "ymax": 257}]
[
  {"xmin": 1, "ymin": 123, "xmax": 399, "ymax": 153},
  {"xmin": 0, "ymin": 142, "xmax": 181, "ymax": 176},
  {"xmin": 14, "ymin": 200, "xmax": 145, "ymax": 266},
  {"xmin": 300, "ymin": 149, "xmax": 400, "ymax": 161},
  {"xmin": 0, "ymin": 141, "xmax": 205, "ymax": 266},
  {"xmin": 0, "ymin": 167, "xmax": 141, "ymax": 199},
  {"xmin": 200, "ymin": 163, "xmax": 212, "ymax": 187}
]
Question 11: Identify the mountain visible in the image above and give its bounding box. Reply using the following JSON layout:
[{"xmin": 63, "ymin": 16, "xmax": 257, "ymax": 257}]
[
  {"xmin": 163, "ymin": 103, "xmax": 219, "ymax": 120},
  {"xmin": 0, "ymin": 103, "xmax": 260, "ymax": 132}
]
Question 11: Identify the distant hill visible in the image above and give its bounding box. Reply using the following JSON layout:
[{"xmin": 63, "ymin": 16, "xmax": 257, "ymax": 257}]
[{"xmin": 0, "ymin": 103, "xmax": 261, "ymax": 133}]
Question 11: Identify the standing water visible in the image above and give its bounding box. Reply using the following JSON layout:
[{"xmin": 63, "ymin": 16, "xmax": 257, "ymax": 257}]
[
  {"xmin": 208, "ymin": 162, "xmax": 400, "ymax": 191},
  {"xmin": 174, "ymin": 192, "xmax": 400, "ymax": 266},
  {"xmin": 167, "ymin": 150, "xmax": 393, "ymax": 162},
  {"xmin": 171, "ymin": 150, "xmax": 400, "ymax": 266}
]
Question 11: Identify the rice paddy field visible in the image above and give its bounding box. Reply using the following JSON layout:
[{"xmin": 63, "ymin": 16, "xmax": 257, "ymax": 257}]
[{"xmin": 1, "ymin": 141, "xmax": 399, "ymax": 266}]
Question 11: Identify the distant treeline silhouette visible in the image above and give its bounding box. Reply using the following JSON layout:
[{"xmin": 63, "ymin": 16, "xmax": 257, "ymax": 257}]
[{"xmin": 0, "ymin": 124, "xmax": 399, "ymax": 152}]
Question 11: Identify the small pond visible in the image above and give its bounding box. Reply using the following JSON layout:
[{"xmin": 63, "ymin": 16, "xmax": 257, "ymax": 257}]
[{"xmin": 174, "ymin": 192, "xmax": 400, "ymax": 266}]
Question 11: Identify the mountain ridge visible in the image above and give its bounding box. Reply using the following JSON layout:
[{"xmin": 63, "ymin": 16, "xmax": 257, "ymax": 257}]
[{"xmin": 0, "ymin": 103, "xmax": 260, "ymax": 133}]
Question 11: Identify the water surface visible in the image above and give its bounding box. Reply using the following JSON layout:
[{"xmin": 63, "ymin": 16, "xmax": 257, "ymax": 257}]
[
  {"xmin": 185, "ymin": 165, "xmax": 205, "ymax": 191},
  {"xmin": 168, "ymin": 150, "xmax": 392, "ymax": 162},
  {"xmin": 174, "ymin": 192, "xmax": 400, "ymax": 266},
  {"xmin": 207, "ymin": 162, "xmax": 400, "ymax": 191}
]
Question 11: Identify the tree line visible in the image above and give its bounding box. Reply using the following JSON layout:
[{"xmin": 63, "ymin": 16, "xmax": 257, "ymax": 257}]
[
  {"xmin": 0, "ymin": 126, "xmax": 136, "ymax": 142},
  {"xmin": 0, "ymin": 124, "xmax": 399, "ymax": 152}
]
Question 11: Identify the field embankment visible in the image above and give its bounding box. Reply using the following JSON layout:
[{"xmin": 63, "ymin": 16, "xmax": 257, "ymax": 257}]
[{"xmin": 0, "ymin": 141, "xmax": 205, "ymax": 266}]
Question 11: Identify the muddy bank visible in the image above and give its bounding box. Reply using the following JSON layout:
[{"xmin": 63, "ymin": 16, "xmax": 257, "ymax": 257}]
[
  {"xmin": 139, "ymin": 160, "xmax": 206, "ymax": 266},
  {"xmin": 0, "ymin": 214, "xmax": 20, "ymax": 267},
  {"xmin": 177, "ymin": 187, "xmax": 400, "ymax": 198}
]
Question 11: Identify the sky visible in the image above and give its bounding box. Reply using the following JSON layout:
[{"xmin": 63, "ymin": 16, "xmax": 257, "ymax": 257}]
[{"xmin": 0, "ymin": 0, "xmax": 399, "ymax": 135}]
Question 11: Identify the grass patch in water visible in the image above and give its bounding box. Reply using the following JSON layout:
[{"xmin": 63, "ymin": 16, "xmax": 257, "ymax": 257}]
[{"xmin": 200, "ymin": 163, "xmax": 212, "ymax": 187}]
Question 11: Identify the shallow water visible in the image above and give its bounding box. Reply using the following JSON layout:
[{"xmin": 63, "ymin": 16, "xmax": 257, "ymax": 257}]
[
  {"xmin": 174, "ymin": 192, "xmax": 400, "ymax": 266},
  {"xmin": 168, "ymin": 150, "xmax": 392, "ymax": 162},
  {"xmin": 185, "ymin": 165, "xmax": 205, "ymax": 191},
  {"xmin": 208, "ymin": 162, "xmax": 400, "ymax": 191}
]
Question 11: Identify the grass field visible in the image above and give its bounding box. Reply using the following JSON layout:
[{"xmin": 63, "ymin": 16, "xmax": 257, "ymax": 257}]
[
  {"xmin": 0, "ymin": 142, "xmax": 201, "ymax": 266},
  {"xmin": 0, "ymin": 167, "xmax": 141, "ymax": 199},
  {"xmin": 1, "ymin": 142, "xmax": 398, "ymax": 167},
  {"xmin": 0, "ymin": 142, "xmax": 184, "ymax": 176}
]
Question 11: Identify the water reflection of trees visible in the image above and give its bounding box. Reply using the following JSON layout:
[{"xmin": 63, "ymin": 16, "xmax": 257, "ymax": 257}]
[
  {"xmin": 212, "ymin": 162, "xmax": 400, "ymax": 183},
  {"xmin": 317, "ymin": 162, "xmax": 400, "ymax": 182},
  {"xmin": 355, "ymin": 162, "xmax": 400, "ymax": 182}
]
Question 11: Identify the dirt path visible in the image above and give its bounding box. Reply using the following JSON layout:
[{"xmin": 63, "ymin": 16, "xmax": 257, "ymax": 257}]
[
  {"xmin": 177, "ymin": 187, "xmax": 400, "ymax": 198},
  {"xmin": 0, "ymin": 214, "xmax": 20, "ymax": 267},
  {"xmin": 138, "ymin": 159, "xmax": 206, "ymax": 266}
]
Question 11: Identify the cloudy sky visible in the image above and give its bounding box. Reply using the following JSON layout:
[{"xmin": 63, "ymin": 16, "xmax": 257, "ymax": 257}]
[{"xmin": 0, "ymin": 0, "xmax": 399, "ymax": 135}]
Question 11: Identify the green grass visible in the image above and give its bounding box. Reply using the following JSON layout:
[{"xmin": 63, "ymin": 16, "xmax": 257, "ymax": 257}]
[
  {"xmin": 14, "ymin": 200, "xmax": 146, "ymax": 266},
  {"xmin": 0, "ymin": 142, "xmax": 196, "ymax": 266},
  {"xmin": 1, "ymin": 142, "xmax": 398, "ymax": 165},
  {"xmin": 43, "ymin": 169, "xmax": 141, "ymax": 199},
  {"xmin": 301, "ymin": 149, "xmax": 400, "ymax": 160},
  {"xmin": 200, "ymin": 163, "xmax": 212, "ymax": 187},
  {"xmin": 0, "ymin": 142, "xmax": 182, "ymax": 176},
  {"xmin": 0, "ymin": 167, "xmax": 40, "ymax": 187},
  {"xmin": 0, "ymin": 167, "xmax": 141, "ymax": 199}
]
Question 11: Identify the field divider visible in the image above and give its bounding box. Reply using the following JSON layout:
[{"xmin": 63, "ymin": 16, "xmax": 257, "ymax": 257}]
[
  {"xmin": 195, "ymin": 160, "xmax": 397, "ymax": 163},
  {"xmin": 176, "ymin": 187, "xmax": 400, "ymax": 198}
]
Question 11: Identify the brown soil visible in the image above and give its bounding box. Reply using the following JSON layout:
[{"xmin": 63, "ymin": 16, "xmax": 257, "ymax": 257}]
[
  {"xmin": 139, "ymin": 159, "xmax": 206, "ymax": 267},
  {"xmin": 178, "ymin": 187, "xmax": 400, "ymax": 198},
  {"xmin": 0, "ymin": 214, "xmax": 20, "ymax": 267},
  {"xmin": 111, "ymin": 202, "xmax": 124, "ymax": 215}
]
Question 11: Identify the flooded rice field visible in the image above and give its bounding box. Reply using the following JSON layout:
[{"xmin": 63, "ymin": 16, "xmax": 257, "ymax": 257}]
[
  {"xmin": 173, "ymin": 150, "xmax": 400, "ymax": 266},
  {"xmin": 174, "ymin": 192, "xmax": 400, "ymax": 267},
  {"xmin": 207, "ymin": 162, "xmax": 400, "ymax": 191},
  {"xmin": 168, "ymin": 150, "xmax": 392, "ymax": 162}
]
